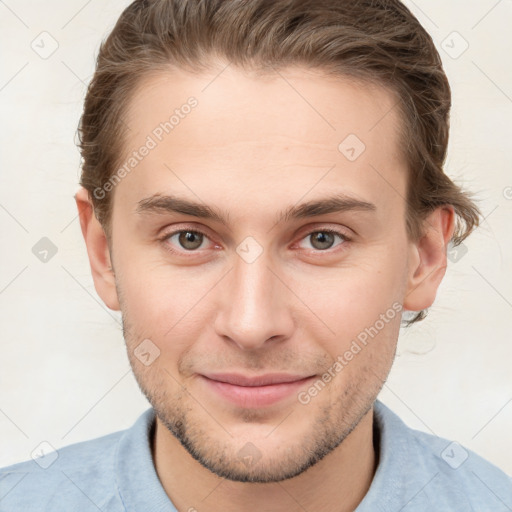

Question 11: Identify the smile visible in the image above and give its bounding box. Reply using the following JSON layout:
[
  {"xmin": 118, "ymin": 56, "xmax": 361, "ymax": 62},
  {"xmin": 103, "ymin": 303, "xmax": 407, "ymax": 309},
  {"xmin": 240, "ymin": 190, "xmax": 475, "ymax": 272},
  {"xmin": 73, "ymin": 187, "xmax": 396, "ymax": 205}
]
[{"xmin": 198, "ymin": 373, "xmax": 316, "ymax": 408}]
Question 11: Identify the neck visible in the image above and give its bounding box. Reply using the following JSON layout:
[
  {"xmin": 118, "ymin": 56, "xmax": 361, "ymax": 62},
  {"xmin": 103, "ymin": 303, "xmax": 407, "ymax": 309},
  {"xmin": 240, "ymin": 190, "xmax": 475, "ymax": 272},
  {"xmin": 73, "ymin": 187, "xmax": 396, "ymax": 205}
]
[{"xmin": 152, "ymin": 407, "xmax": 377, "ymax": 512}]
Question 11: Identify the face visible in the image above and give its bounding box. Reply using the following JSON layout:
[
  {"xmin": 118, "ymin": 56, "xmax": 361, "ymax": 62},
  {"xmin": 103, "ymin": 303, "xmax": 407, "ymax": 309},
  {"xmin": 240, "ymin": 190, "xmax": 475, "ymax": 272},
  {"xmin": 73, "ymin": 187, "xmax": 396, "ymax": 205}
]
[{"xmin": 103, "ymin": 66, "xmax": 415, "ymax": 482}]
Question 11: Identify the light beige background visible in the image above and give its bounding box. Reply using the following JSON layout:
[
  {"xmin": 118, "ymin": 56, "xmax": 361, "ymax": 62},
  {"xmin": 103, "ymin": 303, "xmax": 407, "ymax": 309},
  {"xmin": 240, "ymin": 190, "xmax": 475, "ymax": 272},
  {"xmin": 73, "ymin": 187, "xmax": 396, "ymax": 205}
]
[{"xmin": 1, "ymin": 0, "xmax": 511, "ymax": 474}]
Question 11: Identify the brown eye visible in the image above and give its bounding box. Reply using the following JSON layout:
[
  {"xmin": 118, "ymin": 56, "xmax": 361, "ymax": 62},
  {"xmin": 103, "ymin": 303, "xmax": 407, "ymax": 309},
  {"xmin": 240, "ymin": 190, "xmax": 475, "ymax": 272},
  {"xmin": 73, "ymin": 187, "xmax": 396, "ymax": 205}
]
[
  {"xmin": 176, "ymin": 231, "xmax": 204, "ymax": 250},
  {"xmin": 162, "ymin": 230, "xmax": 208, "ymax": 252},
  {"xmin": 309, "ymin": 232, "xmax": 336, "ymax": 250},
  {"xmin": 297, "ymin": 229, "xmax": 350, "ymax": 252}
]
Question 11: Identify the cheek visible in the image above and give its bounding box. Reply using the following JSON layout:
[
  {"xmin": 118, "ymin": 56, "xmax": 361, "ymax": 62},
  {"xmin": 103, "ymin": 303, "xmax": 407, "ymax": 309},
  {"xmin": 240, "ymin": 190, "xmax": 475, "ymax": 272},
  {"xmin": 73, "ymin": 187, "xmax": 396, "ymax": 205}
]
[
  {"xmin": 115, "ymin": 254, "xmax": 218, "ymax": 354},
  {"xmin": 295, "ymin": 255, "xmax": 405, "ymax": 328},
  {"xmin": 287, "ymin": 248, "xmax": 407, "ymax": 363},
  {"xmin": 114, "ymin": 238, "xmax": 188, "ymax": 314}
]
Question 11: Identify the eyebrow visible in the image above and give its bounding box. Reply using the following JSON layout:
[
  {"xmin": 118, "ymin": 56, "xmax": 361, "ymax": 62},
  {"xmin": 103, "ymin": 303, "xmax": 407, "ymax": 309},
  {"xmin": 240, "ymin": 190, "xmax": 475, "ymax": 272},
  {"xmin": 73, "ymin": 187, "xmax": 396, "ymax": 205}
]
[{"xmin": 135, "ymin": 193, "xmax": 376, "ymax": 226}]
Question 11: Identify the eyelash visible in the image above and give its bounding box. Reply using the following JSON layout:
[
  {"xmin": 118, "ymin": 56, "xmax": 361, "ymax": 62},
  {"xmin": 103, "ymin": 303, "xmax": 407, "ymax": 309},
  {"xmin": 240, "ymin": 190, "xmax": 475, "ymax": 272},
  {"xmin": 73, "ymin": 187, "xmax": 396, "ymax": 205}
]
[{"xmin": 159, "ymin": 226, "xmax": 352, "ymax": 257}]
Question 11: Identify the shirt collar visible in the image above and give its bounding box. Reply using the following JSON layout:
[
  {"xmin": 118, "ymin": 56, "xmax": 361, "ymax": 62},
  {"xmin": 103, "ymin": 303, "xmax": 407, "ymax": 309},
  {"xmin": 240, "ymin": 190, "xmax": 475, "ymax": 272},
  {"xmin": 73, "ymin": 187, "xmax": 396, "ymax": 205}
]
[
  {"xmin": 355, "ymin": 399, "xmax": 419, "ymax": 511},
  {"xmin": 116, "ymin": 408, "xmax": 177, "ymax": 511}
]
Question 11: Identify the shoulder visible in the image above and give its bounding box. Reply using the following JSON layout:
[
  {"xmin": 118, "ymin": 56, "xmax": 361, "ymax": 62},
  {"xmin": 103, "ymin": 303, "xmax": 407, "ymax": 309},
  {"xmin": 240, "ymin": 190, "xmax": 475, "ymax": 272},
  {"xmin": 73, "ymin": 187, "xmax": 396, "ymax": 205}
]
[
  {"xmin": 411, "ymin": 424, "xmax": 512, "ymax": 509},
  {"xmin": 0, "ymin": 427, "xmax": 126, "ymax": 511},
  {"xmin": 372, "ymin": 400, "xmax": 512, "ymax": 511}
]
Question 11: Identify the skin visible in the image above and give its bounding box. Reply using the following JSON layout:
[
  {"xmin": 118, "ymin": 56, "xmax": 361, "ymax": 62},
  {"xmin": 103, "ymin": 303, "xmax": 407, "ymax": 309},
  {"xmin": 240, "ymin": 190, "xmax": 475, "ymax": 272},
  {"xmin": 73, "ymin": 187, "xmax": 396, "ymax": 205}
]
[{"xmin": 75, "ymin": 65, "xmax": 454, "ymax": 512}]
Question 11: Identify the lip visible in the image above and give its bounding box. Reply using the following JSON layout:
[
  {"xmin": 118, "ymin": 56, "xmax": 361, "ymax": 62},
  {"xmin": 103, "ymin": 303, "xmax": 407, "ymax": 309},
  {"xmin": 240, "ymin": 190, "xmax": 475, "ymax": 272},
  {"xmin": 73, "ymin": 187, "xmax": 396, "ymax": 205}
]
[{"xmin": 199, "ymin": 373, "xmax": 316, "ymax": 408}]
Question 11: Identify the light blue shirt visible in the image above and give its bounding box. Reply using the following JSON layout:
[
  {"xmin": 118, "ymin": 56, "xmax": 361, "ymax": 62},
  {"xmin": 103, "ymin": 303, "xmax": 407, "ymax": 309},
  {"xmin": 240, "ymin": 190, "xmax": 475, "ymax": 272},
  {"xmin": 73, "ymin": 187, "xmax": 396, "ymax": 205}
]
[{"xmin": 1, "ymin": 400, "xmax": 511, "ymax": 511}]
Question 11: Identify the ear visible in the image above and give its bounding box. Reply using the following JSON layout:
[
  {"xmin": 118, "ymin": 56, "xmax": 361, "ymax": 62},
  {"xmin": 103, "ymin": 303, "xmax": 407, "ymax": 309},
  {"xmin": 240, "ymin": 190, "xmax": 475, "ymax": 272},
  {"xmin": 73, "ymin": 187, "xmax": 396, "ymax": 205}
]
[
  {"xmin": 74, "ymin": 187, "xmax": 120, "ymax": 311},
  {"xmin": 403, "ymin": 206, "xmax": 455, "ymax": 312}
]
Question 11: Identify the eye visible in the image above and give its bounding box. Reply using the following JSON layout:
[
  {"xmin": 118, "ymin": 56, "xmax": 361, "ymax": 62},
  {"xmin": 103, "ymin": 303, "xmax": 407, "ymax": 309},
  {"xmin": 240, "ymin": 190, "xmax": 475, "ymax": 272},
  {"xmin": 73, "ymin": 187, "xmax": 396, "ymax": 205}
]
[
  {"xmin": 159, "ymin": 226, "xmax": 351, "ymax": 257},
  {"xmin": 297, "ymin": 229, "xmax": 350, "ymax": 251},
  {"xmin": 162, "ymin": 229, "xmax": 212, "ymax": 252}
]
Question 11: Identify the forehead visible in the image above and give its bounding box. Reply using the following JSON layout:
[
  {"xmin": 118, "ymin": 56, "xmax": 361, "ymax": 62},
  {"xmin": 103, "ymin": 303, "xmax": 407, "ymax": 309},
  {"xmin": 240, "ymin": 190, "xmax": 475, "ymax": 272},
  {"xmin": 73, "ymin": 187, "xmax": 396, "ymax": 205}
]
[{"xmin": 114, "ymin": 65, "xmax": 407, "ymax": 219}]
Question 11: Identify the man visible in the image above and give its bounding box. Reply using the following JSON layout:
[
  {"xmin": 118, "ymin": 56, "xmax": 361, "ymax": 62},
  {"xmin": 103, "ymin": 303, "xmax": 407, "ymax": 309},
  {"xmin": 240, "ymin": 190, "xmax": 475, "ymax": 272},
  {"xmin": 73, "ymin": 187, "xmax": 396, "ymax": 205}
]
[{"xmin": 1, "ymin": 0, "xmax": 511, "ymax": 510}]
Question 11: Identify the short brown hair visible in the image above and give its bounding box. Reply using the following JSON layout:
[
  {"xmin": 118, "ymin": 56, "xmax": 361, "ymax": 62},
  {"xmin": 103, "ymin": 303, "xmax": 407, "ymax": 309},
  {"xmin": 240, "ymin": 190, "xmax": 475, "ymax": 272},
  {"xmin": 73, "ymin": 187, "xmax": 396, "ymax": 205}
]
[{"xmin": 77, "ymin": 0, "xmax": 481, "ymax": 324}]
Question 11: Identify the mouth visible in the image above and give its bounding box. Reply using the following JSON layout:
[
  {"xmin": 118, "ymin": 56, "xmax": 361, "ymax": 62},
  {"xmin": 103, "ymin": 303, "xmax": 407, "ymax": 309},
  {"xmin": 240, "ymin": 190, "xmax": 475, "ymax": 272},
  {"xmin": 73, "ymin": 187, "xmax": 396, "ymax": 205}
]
[{"xmin": 198, "ymin": 372, "xmax": 316, "ymax": 408}]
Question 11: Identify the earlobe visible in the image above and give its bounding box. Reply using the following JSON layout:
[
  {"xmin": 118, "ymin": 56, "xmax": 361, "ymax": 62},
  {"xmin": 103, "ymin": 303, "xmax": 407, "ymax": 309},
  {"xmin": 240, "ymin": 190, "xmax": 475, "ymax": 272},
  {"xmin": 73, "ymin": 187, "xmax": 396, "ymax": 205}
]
[
  {"xmin": 74, "ymin": 187, "xmax": 120, "ymax": 311},
  {"xmin": 403, "ymin": 207, "xmax": 455, "ymax": 312}
]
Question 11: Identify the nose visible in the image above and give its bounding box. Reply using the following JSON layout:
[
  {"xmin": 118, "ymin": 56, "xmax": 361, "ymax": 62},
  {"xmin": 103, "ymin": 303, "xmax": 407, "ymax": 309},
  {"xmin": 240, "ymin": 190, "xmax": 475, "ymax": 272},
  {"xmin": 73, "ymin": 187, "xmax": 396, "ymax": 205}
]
[{"xmin": 214, "ymin": 250, "xmax": 295, "ymax": 351}]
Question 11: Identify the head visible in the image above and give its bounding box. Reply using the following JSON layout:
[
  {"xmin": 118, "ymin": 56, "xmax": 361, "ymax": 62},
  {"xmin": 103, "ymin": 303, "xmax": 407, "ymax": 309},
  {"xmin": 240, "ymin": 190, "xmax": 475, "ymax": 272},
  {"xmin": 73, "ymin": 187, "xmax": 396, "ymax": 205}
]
[{"xmin": 75, "ymin": 0, "xmax": 480, "ymax": 483}]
